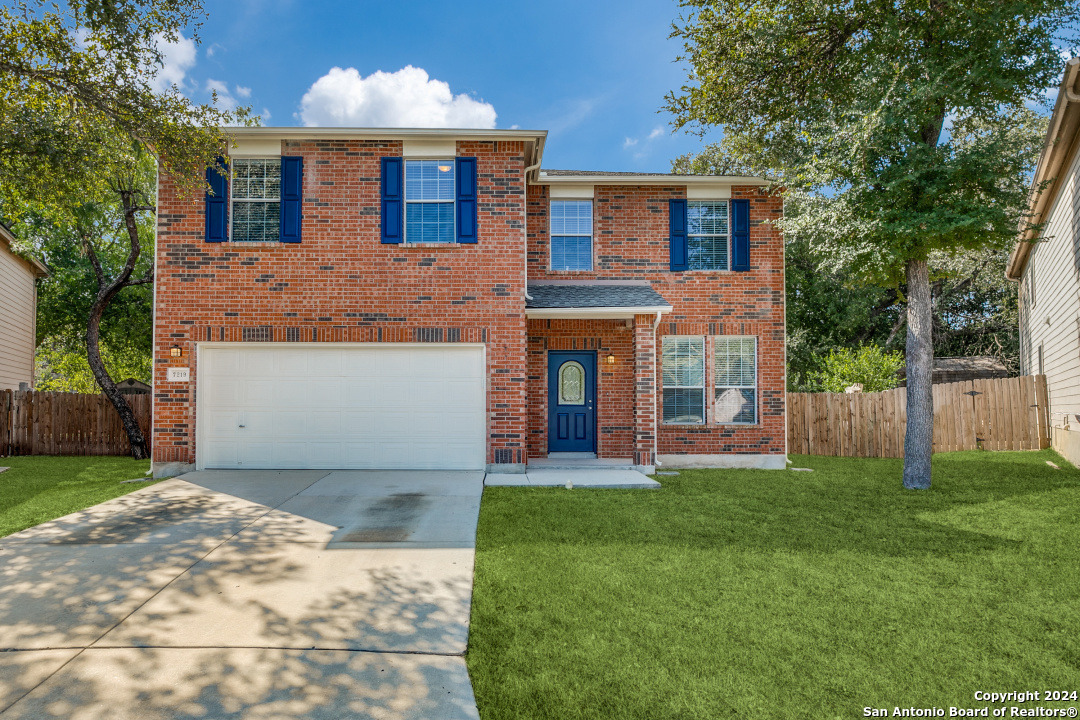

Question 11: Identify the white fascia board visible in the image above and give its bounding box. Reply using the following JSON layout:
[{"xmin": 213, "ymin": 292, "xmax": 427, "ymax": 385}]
[
  {"xmin": 537, "ymin": 174, "xmax": 769, "ymax": 186},
  {"xmin": 224, "ymin": 127, "xmax": 548, "ymax": 143},
  {"xmin": 525, "ymin": 305, "xmax": 673, "ymax": 319}
]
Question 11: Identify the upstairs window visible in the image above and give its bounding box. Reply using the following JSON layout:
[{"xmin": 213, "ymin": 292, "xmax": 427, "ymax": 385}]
[
  {"xmin": 231, "ymin": 159, "xmax": 282, "ymax": 242},
  {"xmin": 405, "ymin": 160, "xmax": 455, "ymax": 243},
  {"xmin": 550, "ymin": 200, "xmax": 593, "ymax": 271},
  {"xmin": 205, "ymin": 155, "xmax": 302, "ymax": 244},
  {"xmin": 687, "ymin": 200, "xmax": 729, "ymax": 270}
]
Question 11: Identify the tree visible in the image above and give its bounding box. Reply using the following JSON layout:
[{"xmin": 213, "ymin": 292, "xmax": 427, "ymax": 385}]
[
  {"xmin": 667, "ymin": 1, "xmax": 1072, "ymax": 488},
  {"xmin": 807, "ymin": 346, "xmax": 905, "ymax": 393},
  {"xmin": 1, "ymin": 0, "xmax": 245, "ymax": 458}
]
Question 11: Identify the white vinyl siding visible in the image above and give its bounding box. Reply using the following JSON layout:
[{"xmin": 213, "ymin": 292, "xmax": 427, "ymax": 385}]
[
  {"xmin": 0, "ymin": 244, "xmax": 38, "ymax": 390},
  {"xmin": 1020, "ymin": 142, "xmax": 1080, "ymax": 429}
]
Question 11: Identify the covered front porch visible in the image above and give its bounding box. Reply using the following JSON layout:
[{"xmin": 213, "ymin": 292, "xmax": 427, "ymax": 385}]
[{"xmin": 524, "ymin": 282, "xmax": 671, "ymax": 473}]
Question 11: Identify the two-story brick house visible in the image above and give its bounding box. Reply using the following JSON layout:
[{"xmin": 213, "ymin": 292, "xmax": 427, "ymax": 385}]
[{"xmin": 152, "ymin": 128, "xmax": 786, "ymax": 477}]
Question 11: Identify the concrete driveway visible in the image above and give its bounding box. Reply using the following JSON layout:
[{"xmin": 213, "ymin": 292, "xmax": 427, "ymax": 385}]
[{"xmin": 0, "ymin": 469, "xmax": 484, "ymax": 720}]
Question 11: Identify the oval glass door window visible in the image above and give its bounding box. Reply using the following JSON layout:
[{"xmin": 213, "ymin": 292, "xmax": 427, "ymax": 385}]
[{"xmin": 558, "ymin": 361, "xmax": 585, "ymax": 405}]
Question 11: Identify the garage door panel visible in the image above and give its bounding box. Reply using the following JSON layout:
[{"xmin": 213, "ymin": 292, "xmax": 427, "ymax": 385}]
[
  {"xmin": 341, "ymin": 411, "xmax": 376, "ymax": 435},
  {"xmin": 277, "ymin": 351, "xmax": 309, "ymax": 375},
  {"xmin": 199, "ymin": 344, "xmax": 485, "ymax": 470},
  {"xmin": 244, "ymin": 352, "xmax": 277, "ymax": 375},
  {"xmin": 310, "ymin": 351, "xmax": 343, "ymax": 376},
  {"xmin": 243, "ymin": 380, "xmax": 277, "ymax": 405}
]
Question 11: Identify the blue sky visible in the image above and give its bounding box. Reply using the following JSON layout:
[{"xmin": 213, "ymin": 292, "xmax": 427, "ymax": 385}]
[{"xmin": 162, "ymin": 0, "xmax": 719, "ymax": 172}]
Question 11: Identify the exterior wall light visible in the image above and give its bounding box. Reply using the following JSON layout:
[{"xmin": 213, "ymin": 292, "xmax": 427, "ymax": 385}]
[
  {"xmin": 606, "ymin": 354, "xmax": 616, "ymax": 365},
  {"xmin": 170, "ymin": 345, "xmax": 183, "ymax": 358}
]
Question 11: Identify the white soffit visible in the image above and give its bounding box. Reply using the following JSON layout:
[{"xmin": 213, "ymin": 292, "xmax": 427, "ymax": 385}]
[
  {"xmin": 403, "ymin": 138, "xmax": 458, "ymax": 158},
  {"xmin": 549, "ymin": 183, "xmax": 595, "ymax": 199},
  {"xmin": 230, "ymin": 138, "xmax": 282, "ymax": 157},
  {"xmin": 686, "ymin": 184, "xmax": 732, "ymax": 199}
]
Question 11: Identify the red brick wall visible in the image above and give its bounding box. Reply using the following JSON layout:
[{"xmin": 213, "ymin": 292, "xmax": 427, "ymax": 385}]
[
  {"xmin": 527, "ymin": 184, "xmax": 786, "ymax": 457},
  {"xmin": 526, "ymin": 319, "xmax": 635, "ymax": 459},
  {"xmin": 153, "ymin": 139, "xmax": 530, "ymax": 466}
]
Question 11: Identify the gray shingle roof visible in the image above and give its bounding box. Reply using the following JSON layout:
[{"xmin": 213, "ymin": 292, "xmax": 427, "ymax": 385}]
[{"xmin": 526, "ymin": 284, "xmax": 672, "ymax": 309}]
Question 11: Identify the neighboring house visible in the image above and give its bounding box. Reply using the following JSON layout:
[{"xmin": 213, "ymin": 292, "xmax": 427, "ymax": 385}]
[
  {"xmin": 1007, "ymin": 57, "xmax": 1080, "ymax": 465},
  {"xmin": 117, "ymin": 378, "xmax": 152, "ymax": 395},
  {"xmin": 152, "ymin": 128, "xmax": 785, "ymax": 477},
  {"xmin": 0, "ymin": 223, "xmax": 48, "ymax": 391},
  {"xmin": 896, "ymin": 356, "xmax": 1010, "ymax": 387}
]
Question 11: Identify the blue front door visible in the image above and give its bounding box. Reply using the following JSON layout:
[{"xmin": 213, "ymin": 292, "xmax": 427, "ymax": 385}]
[{"xmin": 548, "ymin": 351, "xmax": 596, "ymax": 453}]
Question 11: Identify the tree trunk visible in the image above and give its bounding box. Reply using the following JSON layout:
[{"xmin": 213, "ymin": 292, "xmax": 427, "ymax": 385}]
[
  {"xmin": 903, "ymin": 258, "xmax": 933, "ymax": 489},
  {"xmin": 86, "ymin": 293, "xmax": 149, "ymax": 460}
]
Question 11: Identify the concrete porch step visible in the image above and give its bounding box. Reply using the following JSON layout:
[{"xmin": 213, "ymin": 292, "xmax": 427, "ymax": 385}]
[
  {"xmin": 485, "ymin": 468, "xmax": 660, "ymax": 490},
  {"xmin": 527, "ymin": 455, "xmax": 636, "ymax": 470}
]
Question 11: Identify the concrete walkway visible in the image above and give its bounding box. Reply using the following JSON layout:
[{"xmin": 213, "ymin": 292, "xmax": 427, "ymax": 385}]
[{"xmin": 0, "ymin": 470, "xmax": 484, "ymax": 720}]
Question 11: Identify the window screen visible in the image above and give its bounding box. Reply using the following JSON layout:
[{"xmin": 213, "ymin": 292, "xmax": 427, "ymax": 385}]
[
  {"xmin": 551, "ymin": 200, "xmax": 593, "ymax": 270},
  {"xmin": 231, "ymin": 159, "xmax": 281, "ymax": 242},
  {"xmin": 662, "ymin": 337, "xmax": 705, "ymax": 424},
  {"xmin": 405, "ymin": 160, "xmax": 455, "ymax": 243},
  {"xmin": 687, "ymin": 201, "xmax": 729, "ymax": 270},
  {"xmin": 714, "ymin": 336, "xmax": 756, "ymax": 424}
]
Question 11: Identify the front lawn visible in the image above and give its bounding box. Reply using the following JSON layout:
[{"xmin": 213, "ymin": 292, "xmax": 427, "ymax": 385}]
[
  {"xmin": 468, "ymin": 451, "xmax": 1080, "ymax": 719},
  {"xmin": 0, "ymin": 455, "xmax": 154, "ymax": 538}
]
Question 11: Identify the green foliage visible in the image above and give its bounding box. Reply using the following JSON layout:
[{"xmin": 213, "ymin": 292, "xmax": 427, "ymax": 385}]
[
  {"xmin": 35, "ymin": 339, "xmax": 149, "ymax": 392},
  {"xmin": 667, "ymin": 1, "xmax": 1071, "ymax": 284},
  {"xmin": 13, "ymin": 152, "xmax": 157, "ymax": 391},
  {"xmin": 0, "ymin": 0, "xmax": 248, "ymax": 211},
  {"xmin": 805, "ymin": 345, "xmax": 904, "ymax": 393}
]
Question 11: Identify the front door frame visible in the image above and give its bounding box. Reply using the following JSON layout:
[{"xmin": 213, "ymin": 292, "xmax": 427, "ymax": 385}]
[{"xmin": 547, "ymin": 350, "xmax": 597, "ymax": 453}]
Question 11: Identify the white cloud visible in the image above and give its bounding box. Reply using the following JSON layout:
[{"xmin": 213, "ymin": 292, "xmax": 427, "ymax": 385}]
[
  {"xmin": 261, "ymin": 108, "xmax": 272, "ymax": 121},
  {"xmin": 648, "ymin": 126, "xmax": 664, "ymax": 140},
  {"xmin": 623, "ymin": 137, "xmax": 638, "ymax": 148},
  {"xmin": 235, "ymin": 85, "xmax": 252, "ymax": 98},
  {"xmin": 149, "ymin": 33, "xmax": 197, "ymax": 93},
  {"xmin": 206, "ymin": 79, "xmax": 240, "ymax": 110},
  {"xmin": 299, "ymin": 66, "xmax": 497, "ymax": 128}
]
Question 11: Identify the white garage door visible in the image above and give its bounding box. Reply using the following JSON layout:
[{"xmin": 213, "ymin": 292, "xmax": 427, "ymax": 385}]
[{"xmin": 197, "ymin": 344, "xmax": 486, "ymax": 470}]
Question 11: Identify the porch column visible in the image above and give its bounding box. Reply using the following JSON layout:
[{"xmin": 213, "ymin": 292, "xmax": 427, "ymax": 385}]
[{"xmin": 633, "ymin": 313, "xmax": 656, "ymax": 469}]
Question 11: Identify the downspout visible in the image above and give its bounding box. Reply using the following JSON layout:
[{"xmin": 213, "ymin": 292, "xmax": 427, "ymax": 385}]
[
  {"xmin": 523, "ymin": 141, "xmax": 543, "ymax": 301},
  {"xmin": 652, "ymin": 310, "xmax": 667, "ymax": 467}
]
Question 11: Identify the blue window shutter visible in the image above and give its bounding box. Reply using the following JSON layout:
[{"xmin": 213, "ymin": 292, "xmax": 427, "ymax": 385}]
[
  {"xmin": 669, "ymin": 199, "xmax": 688, "ymax": 271},
  {"xmin": 279, "ymin": 155, "xmax": 303, "ymax": 243},
  {"xmin": 381, "ymin": 157, "xmax": 403, "ymax": 244},
  {"xmin": 456, "ymin": 156, "xmax": 478, "ymax": 243},
  {"xmin": 204, "ymin": 156, "xmax": 229, "ymax": 243},
  {"xmin": 731, "ymin": 199, "xmax": 750, "ymax": 271}
]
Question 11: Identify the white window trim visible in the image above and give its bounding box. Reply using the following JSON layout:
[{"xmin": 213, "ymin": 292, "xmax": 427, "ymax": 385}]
[
  {"xmin": 713, "ymin": 335, "xmax": 758, "ymax": 426},
  {"xmin": 662, "ymin": 336, "xmax": 706, "ymax": 425},
  {"xmin": 229, "ymin": 156, "xmax": 281, "ymax": 243},
  {"xmin": 404, "ymin": 158, "xmax": 456, "ymax": 245},
  {"xmin": 549, "ymin": 199, "xmax": 594, "ymax": 272},
  {"xmin": 687, "ymin": 200, "xmax": 731, "ymax": 272}
]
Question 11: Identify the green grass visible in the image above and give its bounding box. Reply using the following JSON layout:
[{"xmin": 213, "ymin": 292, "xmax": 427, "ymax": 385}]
[
  {"xmin": 0, "ymin": 455, "xmax": 154, "ymax": 538},
  {"xmin": 468, "ymin": 451, "xmax": 1080, "ymax": 720}
]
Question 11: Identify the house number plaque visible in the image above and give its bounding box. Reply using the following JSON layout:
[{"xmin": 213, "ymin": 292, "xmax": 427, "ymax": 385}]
[{"xmin": 166, "ymin": 367, "xmax": 190, "ymax": 382}]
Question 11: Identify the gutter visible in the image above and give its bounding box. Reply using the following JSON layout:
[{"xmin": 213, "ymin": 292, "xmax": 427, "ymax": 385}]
[
  {"xmin": 1006, "ymin": 58, "xmax": 1080, "ymax": 281},
  {"xmin": 523, "ymin": 138, "xmax": 544, "ymax": 302},
  {"xmin": 652, "ymin": 310, "xmax": 667, "ymax": 467}
]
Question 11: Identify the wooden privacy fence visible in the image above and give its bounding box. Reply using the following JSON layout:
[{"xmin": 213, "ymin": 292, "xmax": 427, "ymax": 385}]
[
  {"xmin": 0, "ymin": 390, "xmax": 151, "ymax": 457},
  {"xmin": 787, "ymin": 375, "xmax": 1050, "ymax": 458}
]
